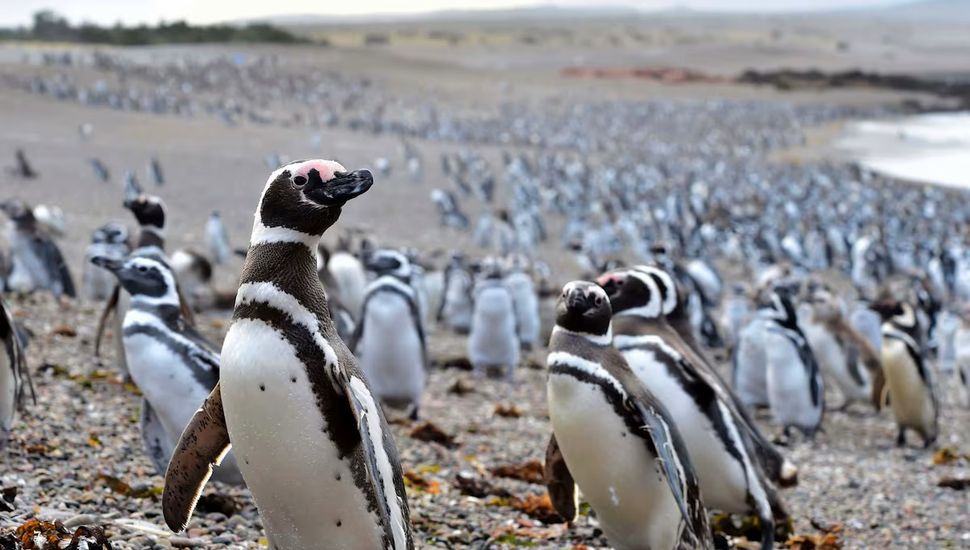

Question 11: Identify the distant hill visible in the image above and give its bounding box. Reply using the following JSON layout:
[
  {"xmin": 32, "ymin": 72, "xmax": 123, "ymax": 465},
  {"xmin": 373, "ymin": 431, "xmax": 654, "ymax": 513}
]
[{"xmin": 873, "ymin": 0, "xmax": 970, "ymax": 21}]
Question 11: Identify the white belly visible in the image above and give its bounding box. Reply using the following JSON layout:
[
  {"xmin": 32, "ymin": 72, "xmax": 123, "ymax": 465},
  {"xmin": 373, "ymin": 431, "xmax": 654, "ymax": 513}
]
[
  {"xmin": 804, "ymin": 325, "xmax": 870, "ymax": 403},
  {"xmin": 221, "ymin": 320, "xmax": 384, "ymax": 549},
  {"xmin": 0, "ymin": 350, "xmax": 15, "ymax": 433},
  {"xmin": 734, "ymin": 323, "xmax": 770, "ymax": 407},
  {"xmin": 548, "ymin": 373, "xmax": 682, "ymax": 550},
  {"xmin": 469, "ymin": 294, "xmax": 519, "ymax": 368},
  {"xmin": 765, "ymin": 333, "xmax": 822, "ymax": 430},
  {"xmin": 124, "ymin": 334, "xmax": 211, "ymax": 443},
  {"xmin": 623, "ymin": 348, "xmax": 750, "ymax": 513},
  {"xmin": 358, "ymin": 297, "xmax": 425, "ymax": 405},
  {"xmin": 882, "ymin": 339, "xmax": 936, "ymax": 433}
]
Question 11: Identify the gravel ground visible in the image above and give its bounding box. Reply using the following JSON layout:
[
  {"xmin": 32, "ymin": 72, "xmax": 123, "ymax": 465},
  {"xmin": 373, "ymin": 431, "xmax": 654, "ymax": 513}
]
[{"xmin": 1, "ymin": 293, "xmax": 968, "ymax": 549}]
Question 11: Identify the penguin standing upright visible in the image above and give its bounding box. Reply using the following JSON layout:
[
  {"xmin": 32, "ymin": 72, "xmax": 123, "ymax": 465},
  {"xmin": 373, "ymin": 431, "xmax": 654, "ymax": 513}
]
[
  {"xmin": 438, "ymin": 253, "xmax": 474, "ymax": 333},
  {"xmin": 352, "ymin": 249, "xmax": 427, "ymax": 419},
  {"xmin": 599, "ymin": 268, "xmax": 785, "ymax": 550},
  {"xmin": 162, "ymin": 160, "xmax": 412, "ymax": 549},
  {"xmin": 873, "ymin": 300, "xmax": 939, "ymax": 447},
  {"xmin": 544, "ymin": 281, "xmax": 712, "ymax": 550},
  {"xmin": 82, "ymin": 222, "xmax": 131, "ymax": 301},
  {"xmin": 468, "ymin": 261, "xmax": 519, "ymax": 379},
  {"xmin": 205, "ymin": 211, "xmax": 231, "ymax": 265},
  {"xmin": 327, "ymin": 249, "xmax": 368, "ymax": 319},
  {"xmin": 763, "ymin": 288, "xmax": 824, "ymax": 438},
  {"xmin": 0, "ymin": 200, "xmax": 75, "ymax": 298},
  {"xmin": 91, "ymin": 254, "xmax": 242, "ymax": 484},
  {"xmin": 504, "ymin": 258, "xmax": 540, "ymax": 351},
  {"xmin": 0, "ymin": 295, "xmax": 31, "ymax": 448},
  {"xmin": 956, "ymin": 307, "xmax": 970, "ymax": 408}
]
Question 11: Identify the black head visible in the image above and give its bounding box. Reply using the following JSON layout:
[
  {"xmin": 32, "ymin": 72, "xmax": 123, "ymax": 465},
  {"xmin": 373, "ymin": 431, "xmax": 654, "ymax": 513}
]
[
  {"xmin": 125, "ymin": 195, "xmax": 166, "ymax": 229},
  {"xmin": 0, "ymin": 200, "xmax": 34, "ymax": 225},
  {"xmin": 91, "ymin": 255, "xmax": 177, "ymax": 303},
  {"xmin": 92, "ymin": 222, "xmax": 130, "ymax": 245},
  {"xmin": 631, "ymin": 265, "xmax": 680, "ymax": 316},
  {"xmin": 596, "ymin": 269, "xmax": 661, "ymax": 318},
  {"xmin": 258, "ymin": 159, "xmax": 374, "ymax": 237},
  {"xmin": 367, "ymin": 249, "xmax": 412, "ymax": 282},
  {"xmin": 555, "ymin": 281, "xmax": 612, "ymax": 337},
  {"xmin": 767, "ymin": 286, "xmax": 799, "ymax": 329}
]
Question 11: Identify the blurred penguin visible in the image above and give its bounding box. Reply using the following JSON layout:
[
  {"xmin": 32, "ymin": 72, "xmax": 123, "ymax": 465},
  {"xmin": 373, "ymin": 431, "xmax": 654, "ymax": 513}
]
[
  {"xmin": 82, "ymin": 222, "xmax": 131, "ymax": 301},
  {"xmin": 0, "ymin": 295, "xmax": 32, "ymax": 448},
  {"xmin": 504, "ymin": 256, "xmax": 540, "ymax": 351},
  {"xmin": 469, "ymin": 259, "xmax": 519, "ymax": 380},
  {"xmin": 204, "ymin": 211, "xmax": 231, "ymax": 265},
  {"xmin": 438, "ymin": 253, "xmax": 474, "ymax": 334},
  {"xmin": 0, "ymin": 201, "xmax": 75, "ymax": 298}
]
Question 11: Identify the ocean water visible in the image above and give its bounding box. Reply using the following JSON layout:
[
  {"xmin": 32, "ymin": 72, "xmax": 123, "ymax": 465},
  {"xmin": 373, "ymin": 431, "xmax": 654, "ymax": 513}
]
[{"xmin": 835, "ymin": 112, "xmax": 970, "ymax": 189}]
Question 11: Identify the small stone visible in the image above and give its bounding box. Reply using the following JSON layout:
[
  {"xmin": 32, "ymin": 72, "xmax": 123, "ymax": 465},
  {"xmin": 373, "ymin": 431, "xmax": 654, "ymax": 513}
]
[
  {"xmin": 169, "ymin": 536, "xmax": 205, "ymax": 548},
  {"xmin": 63, "ymin": 513, "xmax": 97, "ymax": 528}
]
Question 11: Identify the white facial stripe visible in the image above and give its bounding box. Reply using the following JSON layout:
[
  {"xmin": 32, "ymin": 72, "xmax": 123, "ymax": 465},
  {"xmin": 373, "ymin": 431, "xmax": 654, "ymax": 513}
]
[
  {"xmin": 123, "ymin": 309, "xmax": 220, "ymax": 366},
  {"xmin": 250, "ymin": 219, "xmax": 319, "ymax": 249},
  {"xmin": 368, "ymin": 275, "xmax": 416, "ymax": 299},
  {"xmin": 125, "ymin": 257, "xmax": 180, "ymax": 305},
  {"xmin": 140, "ymin": 225, "xmax": 165, "ymax": 238},
  {"xmin": 612, "ymin": 334, "xmax": 682, "ymax": 362},
  {"xmin": 618, "ymin": 270, "xmax": 662, "ymax": 319},
  {"xmin": 251, "ymin": 159, "xmax": 347, "ymax": 247},
  {"xmin": 235, "ymin": 282, "xmax": 338, "ymax": 369},
  {"xmin": 547, "ymin": 351, "xmax": 626, "ymax": 399},
  {"xmin": 551, "ymin": 324, "xmax": 612, "ymax": 346},
  {"xmin": 347, "ymin": 376, "xmax": 409, "ymax": 550},
  {"xmin": 635, "ymin": 266, "xmax": 677, "ymax": 314}
]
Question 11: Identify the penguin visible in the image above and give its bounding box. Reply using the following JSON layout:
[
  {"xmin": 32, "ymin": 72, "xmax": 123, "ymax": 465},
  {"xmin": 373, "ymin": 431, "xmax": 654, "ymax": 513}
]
[
  {"xmin": 91, "ymin": 254, "xmax": 243, "ymax": 484},
  {"xmin": 504, "ymin": 258, "xmax": 540, "ymax": 351},
  {"xmin": 90, "ymin": 158, "xmax": 111, "ymax": 183},
  {"xmin": 956, "ymin": 309, "xmax": 970, "ymax": 408},
  {"xmin": 149, "ymin": 156, "xmax": 165, "ymax": 186},
  {"xmin": 162, "ymin": 160, "xmax": 413, "ymax": 549},
  {"xmin": 468, "ymin": 261, "xmax": 519, "ymax": 380},
  {"xmin": 798, "ymin": 287, "xmax": 882, "ymax": 410},
  {"xmin": 544, "ymin": 281, "xmax": 712, "ymax": 550},
  {"xmin": 763, "ymin": 288, "xmax": 824, "ymax": 438},
  {"xmin": 82, "ymin": 222, "xmax": 131, "ymax": 301},
  {"xmin": 438, "ymin": 253, "xmax": 474, "ymax": 333},
  {"xmin": 12, "ymin": 149, "xmax": 35, "ymax": 178},
  {"xmin": 0, "ymin": 295, "xmax": 32, "ymax": 448},
  {"xmin": 205, "ymin": 211, "xmax": 231, "ymax": 265},
  {"xmin": 169, "ymin": 249, "xmax": 213, "ymax": 308},
  {"xmin": 327, "ymin": 249, "xmax": 368, "ymax": 319},
  {"xmin": 0, "ymin": 200, "xmax": 75, "ymax": 298},
  {"xmin": 599, "ymin": 268, "xmax": 785, "ymax": 550},
  {"xmin": 734, "ymin": 306, "xmax": 773, "ymax": 409},
  {"xmin": 620, "ymin": 265, "xmax": 798, "ymax": 487},
  {"xmin": 351, "ymin": 249, "xmax": 427, "ymax": 420},
  {"xmin": 872, "ymin": 300, "xmax": 939, "ymax": 447}
]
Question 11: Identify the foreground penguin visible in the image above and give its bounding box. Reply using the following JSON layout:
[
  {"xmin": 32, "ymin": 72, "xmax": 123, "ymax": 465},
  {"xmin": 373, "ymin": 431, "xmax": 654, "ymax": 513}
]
[
  {"xmin": 763, "ymin": 288, "xmax": 824, "ymax": 438},
  {"xmin": 599, "ymin": 268, "xmax": 784, "ymax": 550},
  {"xmin": 544, "ymin": 281, "xmax": 712, "ymax": 550},
  {"xmin": 163, "ymin": 160, "xmax": 412, "ymax": 549},
  {"xmin": 468, "ymin": 262, "xmax": 519, "ymax": 379},
  {"xmin": 0, "ymin": 295, "xmax": 31, "ymax": 448},
  {"xmin": 352, "ymin": 249, "xmax": 427, "ymax": 419},
  {"xmin": 92, "ymin": 254, "xmax": 242, "ymax": 484},
  {"xmin": 873, "ymin": 299, "xmax": 938, "ymax": 447},
  {"xmin": 0, "ymin": 200, "xmax": 75, "ymax": 298}
]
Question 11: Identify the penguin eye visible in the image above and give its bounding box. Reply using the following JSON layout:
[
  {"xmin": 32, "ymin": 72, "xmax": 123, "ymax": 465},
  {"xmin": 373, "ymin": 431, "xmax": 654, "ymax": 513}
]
[
  {"xmin": 137, "ymin": 266, "xmax": 148, "ymax": 273},
  {"xmin": 594, "ymin": 296, "xmax": 603, "ymax": 306},
  {"xmin": 293, "ymin": 175, "xmax": 307, "ymax": 186},
  {"xmin": 617, "ymin": 280, "xmax": 625, "ymax": 286}
]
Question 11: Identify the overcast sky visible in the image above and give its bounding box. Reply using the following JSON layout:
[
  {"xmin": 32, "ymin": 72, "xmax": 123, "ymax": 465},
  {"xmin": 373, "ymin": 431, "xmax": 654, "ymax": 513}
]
[{"xmin": 1, "ymin": 0, "xmax": 908, "ymax": 26}]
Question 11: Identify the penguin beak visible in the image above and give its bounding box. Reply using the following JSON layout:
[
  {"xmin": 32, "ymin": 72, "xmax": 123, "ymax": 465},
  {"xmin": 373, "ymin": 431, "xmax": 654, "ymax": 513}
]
[
  {"xmin": 91, "ymin": 256, "xmax": 122, "ymax": 272},
  {"xmin": 304, "ymin": 169, "xmax": 374, "ymax": 207},
  {"xmin": 566, "ymin": 288, "xmax": 591, "ymax": 312}
]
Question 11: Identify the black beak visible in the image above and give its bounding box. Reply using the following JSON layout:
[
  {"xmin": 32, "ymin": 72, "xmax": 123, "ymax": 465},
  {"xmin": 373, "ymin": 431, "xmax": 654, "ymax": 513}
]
[
  {"xmin": 91, "ymin": 256, "xmax": 122, "ymax": 272},
  {"xmin": 304, "ymin": 169, "xmax": 374, "ymax": 207},
  {"xmin": 566, "ymin": 288, "xmax": 591, "ymax": 311}
]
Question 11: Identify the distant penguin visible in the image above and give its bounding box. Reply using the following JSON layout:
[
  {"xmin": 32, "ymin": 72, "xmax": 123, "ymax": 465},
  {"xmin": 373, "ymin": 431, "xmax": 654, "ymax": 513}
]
[
  {"xmin": 90, "ymin": 158, "xmax": 110, "ymax": 183},
  {"xmin": 544, "ymin": 281, "xmax": 712, "ymax": 550},
  {"xmin": 149, "ymin": 156, "xmax": 165, "ymax": 186},
  {"xmin": 0, "ymin": 295, "xmax": 32, "ymax": 448},
  {"xmin": 504, "ymin": 261, "xmax": 540, "ymax": 351},
  {"xmin": 161, "ymin": 160, "xmax": 413, "ymax": 549},
  {"xmin": 600, "ymin": 268, "xmax": 786, "ymax": 550},
  {"xmin": 12, "ymin": 150, "xmax": 35, "ymax": 178},
  {"xmin": 0, "ymin": 201, "xmax": 75, "ymax": 298},
  {"xmin": 873, "ymin": 300, "xmax": 939, "ymax": 447},
  {"xmin": 438, "ymin": 254, "xmax": 474, "ymax": 333},
  {"xmin": 328, "ymin": 250, "xmax": 368, "ymax": 319},
  {"xmin": 83, "ymin": 222, "xmax": 131, "ymax": 301},
  {"xmin": 956, "ymin": 310, "xmax": 970, "ymax": 408},
  {"xmin": 468, "ymin": 263, "xmax": 519, "ymax": 380},
  {"xmin": 169, "ymin": 249, "xmax": 213, "ymax": 308},
  {"xmin": 352, "ymin": 249, "xmax": 427, "ymax": 419},
  {"xmin": 91, "ymin": 254, "xmax": 243, "ymax": 484},
  {"xmin": 763, "ymin": 288, "xmax": 824, "ymax": 438},
  {"xmin": 205, "ymin": 211, "xmax": 231, "ymax": 265}
]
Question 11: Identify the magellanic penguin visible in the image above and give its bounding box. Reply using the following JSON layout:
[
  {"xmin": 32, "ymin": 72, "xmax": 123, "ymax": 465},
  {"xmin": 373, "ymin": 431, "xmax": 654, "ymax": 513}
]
[
  {"xmin": 957, "ymin": 307, "xmax": 970, "ymax": 408},
  {"xmin": 468, "ymin": 261, "xmax": 520, "ymax": 380},
  {"xmin": 872, "ymin": 299, "xmax": 939, "ymax": 447},
  {"xmin": 0, "ymin": 295, "xmax": 32, "ymax": 448},
  {"xmin": 598, "ymin": 268, "xmax": 786, "ymax": 550},
  {"xmin": 82, "ymin": 222, "xmax": 131, "ymax": 301},
  {"xmin": 163, "ymin": 160, "xmax": 413, "ymax": 549},
  {"xmin": 619, "ymin": 265, "xmax": 798, "ymax": 488},
  {"xmin": 0, "ymin": 200, "xmax": 75, "ymax": 298},
  {"xmin": 504, "ymin": 256, "xmax": 541, "ymax": 351},
  {"xmin": 351, "ymin": 249, "xmax": 427, "ymax": 420},
  {"xmin": 91, "ymin": 254, "xmax": 242, "ymax": 484},
  {"xmin": 762, "ymin": 288, "xmax": 825, "ymax": 438},
  {"xmin": 438, "ymin": 253, "xmax": 474, "ymax": 334},
  {"xmin": 205, "ymin": 211, "xmax": 231, "ymax": 265},
  {"xmin": 544, "ymin": 281, "xmax": 712, "ymax": 550}
]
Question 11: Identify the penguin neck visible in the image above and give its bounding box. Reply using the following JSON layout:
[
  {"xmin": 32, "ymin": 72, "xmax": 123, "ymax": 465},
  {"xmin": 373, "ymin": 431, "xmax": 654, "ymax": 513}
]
[
  {"xmin": 611, "ymin": 313, "xmax": 667, "ymax": 335},
  {"xmin": 130, "ymin": 300, "xmax": 182, "ymax": 325},
  {"xmin": 138, "ymin": 225, "xmax": 165, "ymax": 249}
]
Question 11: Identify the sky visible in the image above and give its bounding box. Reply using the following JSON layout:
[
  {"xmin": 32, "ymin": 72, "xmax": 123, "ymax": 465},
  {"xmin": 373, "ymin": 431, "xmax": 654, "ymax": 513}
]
[{"xmin": 1, "ymin": 0, "xmax": 909, "ymax": 27}]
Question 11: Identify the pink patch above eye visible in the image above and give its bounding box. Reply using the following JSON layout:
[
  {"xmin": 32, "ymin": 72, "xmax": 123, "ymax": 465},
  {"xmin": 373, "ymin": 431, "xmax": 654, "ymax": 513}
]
[
  {"xmin": 596, "ymin": 273, "xmax": 624, "ymax": 285},
  {"xmin": 290, "ymin": 159, "xmax": 346, "ymax": 182}
]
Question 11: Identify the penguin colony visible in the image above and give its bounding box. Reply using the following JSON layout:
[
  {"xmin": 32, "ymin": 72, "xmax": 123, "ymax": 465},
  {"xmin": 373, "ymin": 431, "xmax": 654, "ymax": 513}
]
[{"xmin": 2, "ymin": 140, "xmax": 969, "ymax": 547}]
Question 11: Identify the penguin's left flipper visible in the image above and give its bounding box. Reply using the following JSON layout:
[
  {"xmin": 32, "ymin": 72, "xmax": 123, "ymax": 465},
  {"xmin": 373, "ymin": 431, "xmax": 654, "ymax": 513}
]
[
  {"xmin": 543, "ymin": 432, "xmax": 577, "ymax": 524},
  {"xmin": 163, "ymin": 383, "xmax": 232, "ymax": 533}
]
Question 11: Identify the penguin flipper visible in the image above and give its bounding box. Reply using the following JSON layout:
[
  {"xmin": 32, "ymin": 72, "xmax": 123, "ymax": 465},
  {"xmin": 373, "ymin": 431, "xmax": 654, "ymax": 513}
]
[
  {"xmin": 543, "ymin": 432, "xmax": 577, "ymax": 523},
  {"xmin": 141, "ymin": 400, "xmax": 174, "ymax": 475},
  {"xmin": 94, "ymin": 285, "xmax": 120, "ymax": 358},
  {"xmin": 163, "ymin": 383, "xmax": 231, "ymax": 533}
]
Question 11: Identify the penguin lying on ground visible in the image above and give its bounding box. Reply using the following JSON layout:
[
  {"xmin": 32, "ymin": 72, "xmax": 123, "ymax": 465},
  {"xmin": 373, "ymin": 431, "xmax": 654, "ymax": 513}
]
[
  {"xmin": 872, "ymin": 299, "xmax": 939, "ymax": 447},
  {"xmin": 91, "ymin": 254, "xmax": 243, "ymax": 484},
  {"xmin": 0, "ymin": 295, "xmax": 32, "ymax": 448},
  {"xmin": 352, "ymin": 249, "xmax": 427, "ymax": 419},
  {"xmin": 544, "ymin": 281, "xmax": 712, "ymax": 550},
  {"xmin": 468, "ymin": 260, "xmax": 519, "ymax": 380},
  {"xmin": 163, "ymin": 160, "xmax": 413, "ymax": 549},
  {"xmin": 599, "ymin": 267, "xmax": 787, "ymax": 550},
  {"xmin": 0, "ymin": 200, "xmax": 75, "ymax": 298},
  {"xmin": 82, "ymin": 222, "xmax": 131, "ymax": 301}
]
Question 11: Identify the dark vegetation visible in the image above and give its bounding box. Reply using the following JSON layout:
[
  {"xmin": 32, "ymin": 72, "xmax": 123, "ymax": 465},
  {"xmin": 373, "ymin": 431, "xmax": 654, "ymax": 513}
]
[{"xmin": 0, "ymin": 10, "xmax": 310, "ymax": 46}]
